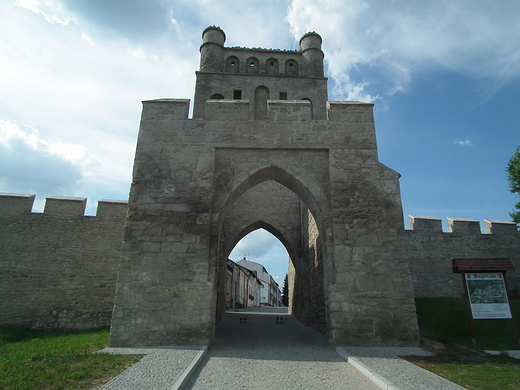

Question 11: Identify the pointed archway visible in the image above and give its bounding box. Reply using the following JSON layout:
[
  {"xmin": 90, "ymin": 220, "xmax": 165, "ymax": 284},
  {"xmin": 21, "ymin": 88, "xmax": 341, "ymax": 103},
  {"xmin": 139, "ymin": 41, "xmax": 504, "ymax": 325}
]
[{"xmin": 211, "ymin": 159, "xmax": 333, "ymax": 336}]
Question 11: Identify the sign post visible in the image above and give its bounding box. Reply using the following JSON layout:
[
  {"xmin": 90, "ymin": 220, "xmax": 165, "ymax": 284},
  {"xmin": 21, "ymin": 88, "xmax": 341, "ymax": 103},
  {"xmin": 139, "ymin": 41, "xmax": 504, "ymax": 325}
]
[{"xmin": 453, "ymin": 258, "xmax": 519, "ymax": 348}]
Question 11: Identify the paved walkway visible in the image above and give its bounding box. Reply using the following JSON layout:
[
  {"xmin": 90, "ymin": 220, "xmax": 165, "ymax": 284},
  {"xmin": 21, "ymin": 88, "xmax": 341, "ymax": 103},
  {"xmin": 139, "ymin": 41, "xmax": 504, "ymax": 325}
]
[
  {"xmin": 184, "ymin": 308, "xmax": 379, "ymax": 389},
  {"xmin": 98, "ymin": 307, "xmax": 468, "ymax": 390}
]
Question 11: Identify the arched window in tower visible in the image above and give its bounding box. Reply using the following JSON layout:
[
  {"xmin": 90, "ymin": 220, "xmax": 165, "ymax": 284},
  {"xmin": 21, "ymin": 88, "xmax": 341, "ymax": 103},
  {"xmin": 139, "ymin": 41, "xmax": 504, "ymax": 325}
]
[
  {"xmin": 246, "ymin": 57, "xmax": 260, "ymax": 74},
  {"xmin": 226, "ymin": 56, "xmax": 239, "ymax": 73},
  {"xmin": 254, "ymin": 86, "xmax": 269, "ymax": 120},
  {"xmin": 266, "ymin": 58, "xmax": 279, "ymax": 75},
  {"xmin": 285, "ymin": 59, "xmax": 299, "ymax": 76}
]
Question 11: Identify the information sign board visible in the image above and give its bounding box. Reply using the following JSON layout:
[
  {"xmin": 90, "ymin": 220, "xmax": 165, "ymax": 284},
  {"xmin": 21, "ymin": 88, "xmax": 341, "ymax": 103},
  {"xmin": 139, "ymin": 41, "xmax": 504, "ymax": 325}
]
[{"xmin": 465, "ymin": 273, "xmax": 512, "ymax": 319}]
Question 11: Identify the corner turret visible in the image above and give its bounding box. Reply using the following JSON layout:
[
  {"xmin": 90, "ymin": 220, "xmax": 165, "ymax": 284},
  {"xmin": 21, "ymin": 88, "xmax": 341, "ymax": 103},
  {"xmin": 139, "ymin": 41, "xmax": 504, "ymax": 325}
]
[
  {"xmin": 199, "ymin": 26, "xmax": 226, "ymax": 72},
  {"xmin": 299, "ymin": 32, "xmax": 324, "ymax": 77}
]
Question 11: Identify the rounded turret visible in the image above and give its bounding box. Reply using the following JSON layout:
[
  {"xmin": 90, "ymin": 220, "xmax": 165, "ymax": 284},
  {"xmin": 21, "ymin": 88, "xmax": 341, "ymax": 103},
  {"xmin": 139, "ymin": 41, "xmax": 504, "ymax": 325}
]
[
  {"xmin": 299, "ymin": 32, "xmax": 324, "ymax": 77},
  {"xmin": 200, "ymin": 26, "xmax": 226, "ymax": 72},
  {"xmin": 202, "ymin": 26, "xmax": 226, "ymax": 46}
]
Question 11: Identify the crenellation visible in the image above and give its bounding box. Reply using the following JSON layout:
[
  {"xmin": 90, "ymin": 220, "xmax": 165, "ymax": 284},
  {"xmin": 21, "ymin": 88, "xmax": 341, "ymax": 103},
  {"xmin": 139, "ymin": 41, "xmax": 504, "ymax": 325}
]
[
  {"xmin": 141, "ymin": 99, "xmax": 190, "ymax": 121},
  {"xmin": 447, "ymin": 217, "xmax": 481, "ymax": 234},
  {"xmin": 485, "ymin": 219, "xmax": 518, "ymax": 234},
  {"xmin": 96, "ymin": 199, "xmax": 128, "ymax": 219},
  {"xmin": 0, "ymin": 193, "xmax": 128, "ymax": 329},
  {"xmin": 409, "ymin": 215, "xmax": 443, "ymax": 232},
  {"xmin": 43, "ymin": 196, "xmax": 87, "ymax": 217},
  {"xmin": 267, "ymin": 100, "xmax": 311, "ymax": 121},
  {"xmin": 406, "ymin": 215, "xmax": 520, "ymax": 298},
  {"xmin": 327, "ymin": 101, "xmax": 375, "ymax": 122},
  {"xmin": 0, "ymin": 193, "xmax": 35, "ymax": 216},
  {"xmin": 205, "ymin": 99, "xmax": 250, "ymax": 121}
]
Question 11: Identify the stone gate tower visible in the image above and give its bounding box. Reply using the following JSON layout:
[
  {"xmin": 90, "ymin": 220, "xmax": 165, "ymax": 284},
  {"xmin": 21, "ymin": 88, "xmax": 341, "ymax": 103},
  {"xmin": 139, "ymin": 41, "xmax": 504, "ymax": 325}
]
[{"xmin": 109, "ymin": 27, "xmax": 420, "ymax": 347}]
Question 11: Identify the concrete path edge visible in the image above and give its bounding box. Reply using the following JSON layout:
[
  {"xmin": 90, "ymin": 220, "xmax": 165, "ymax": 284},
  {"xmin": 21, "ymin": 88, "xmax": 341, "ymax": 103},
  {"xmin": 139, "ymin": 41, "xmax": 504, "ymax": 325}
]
[
  {"xmin": 336, "ymin": 347, "xmax": 401, "ymax": 390},
  {"xmin": 169, "ymin": 346, "xmax": 208, "ymax": 390}
]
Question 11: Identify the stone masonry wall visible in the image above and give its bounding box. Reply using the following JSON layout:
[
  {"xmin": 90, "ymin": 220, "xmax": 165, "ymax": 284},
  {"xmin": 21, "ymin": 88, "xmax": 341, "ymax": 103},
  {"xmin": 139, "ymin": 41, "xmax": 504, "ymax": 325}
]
[
  {"xmin": 0, "ymin": 191, "xmax": 519, "ymax": 332},
  {"xmin": 0, "ymin": 193, "xmax": 127, "ymax": 329},
  {"xmin": 108, "ymin": 97, "xmax": 423, "ymax": 347},
  {"xmin": 221, "ymin": 181, "xmax": 302, "ymax": 259},
  {"xmin": 406, "ymin": 216, "xmax": 520, "ymax": 298},
  {"xmin": 295, "ymin": 205, "xmax": 326, "ymax": 334}
]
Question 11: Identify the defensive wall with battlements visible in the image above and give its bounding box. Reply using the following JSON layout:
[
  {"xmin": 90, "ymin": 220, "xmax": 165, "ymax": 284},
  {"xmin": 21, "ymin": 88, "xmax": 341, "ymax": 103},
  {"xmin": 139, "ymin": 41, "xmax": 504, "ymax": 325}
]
[
  {"xmin": 1, "ymin": 27, "xmax": 519, "ymax": 346},
  {"xmin": 1, "ymin": 193, "xmax": 518, "ymax": 330},
  {"xmin": 0, "ymin": 193, "xmax": 127, "ymax": 329},
  {"xmin": 406, "ymin": 215, "xmax": 520, "ymax": 298}
]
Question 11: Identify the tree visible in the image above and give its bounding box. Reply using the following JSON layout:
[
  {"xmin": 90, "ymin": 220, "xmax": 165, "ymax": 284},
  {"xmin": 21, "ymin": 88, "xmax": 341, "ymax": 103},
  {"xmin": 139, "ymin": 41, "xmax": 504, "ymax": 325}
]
[
  {"xmin": 281, "ymin": 274, "xmax": 289, "ymax": 306},
  {"xmin": 506, "ymin": 146, "xmax": 520, "ymax": 230}
]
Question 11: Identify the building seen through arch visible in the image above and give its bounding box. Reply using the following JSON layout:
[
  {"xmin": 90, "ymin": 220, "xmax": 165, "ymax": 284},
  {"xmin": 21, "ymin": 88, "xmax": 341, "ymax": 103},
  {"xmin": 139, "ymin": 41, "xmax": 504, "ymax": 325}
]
[{"xmin": 109, "ymin": 26, "xmax": 420, "ymax": 348}]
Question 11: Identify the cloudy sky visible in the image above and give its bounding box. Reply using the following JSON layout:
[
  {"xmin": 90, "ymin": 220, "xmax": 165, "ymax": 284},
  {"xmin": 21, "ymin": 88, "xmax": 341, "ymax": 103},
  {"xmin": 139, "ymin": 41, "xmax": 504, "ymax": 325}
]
[{"xmin": 1, "ymin": 0, "xmax": 519, "ymax": 285}]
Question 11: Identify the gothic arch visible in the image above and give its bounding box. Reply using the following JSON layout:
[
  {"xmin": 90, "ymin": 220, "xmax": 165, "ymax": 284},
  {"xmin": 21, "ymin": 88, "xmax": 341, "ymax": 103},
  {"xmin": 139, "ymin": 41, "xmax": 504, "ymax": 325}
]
[
  {"xmin": 216, "ymin": 165, "xmax": 329, "ymax": 235},
  {"xmin": 225, "ymin": 221, "xmax": 298, "ymax": 264},
  {"xmin": 212, "ymin": 164, "xmax": 334, "ymax": 331}
]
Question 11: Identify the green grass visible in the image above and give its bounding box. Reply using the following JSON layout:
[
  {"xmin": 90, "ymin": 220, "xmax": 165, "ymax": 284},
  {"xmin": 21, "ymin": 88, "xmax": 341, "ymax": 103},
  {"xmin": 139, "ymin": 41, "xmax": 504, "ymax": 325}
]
[
  {"xmin": 415, "ymin": 298, "xmax": 520, "ymax": 350},
  {"xmin": 1, "ymin": 301, "xmax": 519, "ymax": 390},
  {"xmin": 0, "ymin": 327, "xmax": 141, "ymax": 390},
  {"xmin": 406, "ymin": 351, "xmax": 520, "ymax": 390},
  {"xmin": 410, "ymin": 298, "xmax": 520, "ymax": 390}
]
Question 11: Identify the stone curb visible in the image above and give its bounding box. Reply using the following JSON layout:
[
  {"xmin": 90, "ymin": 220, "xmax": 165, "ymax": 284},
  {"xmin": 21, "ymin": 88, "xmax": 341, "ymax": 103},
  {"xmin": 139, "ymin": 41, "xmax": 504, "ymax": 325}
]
[
  {"xmin": 336, "ymin": 347, "xmax": 400, "ymax": 390},
  {"xmin": 96, "ymin": 346, "xmax": 208, "ymax": 390},
  {"xmin": 169, "ymin": 346, "xmax": 208, "ymax": 390}
]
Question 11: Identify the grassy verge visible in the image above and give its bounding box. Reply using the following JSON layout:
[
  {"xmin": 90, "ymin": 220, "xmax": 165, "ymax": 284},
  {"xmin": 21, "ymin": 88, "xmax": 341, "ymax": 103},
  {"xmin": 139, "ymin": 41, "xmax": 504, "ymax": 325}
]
[
  {"xmin": 415, "ymin": 298, "xmax": 520, "ymax": 350},
  {"xmin": 0, "ymin": 327, "xmax": 142, "ymax": 390},
  {"xmin": 405, "ymin": 348, "xmax": 519, "ymax": 390},
  {"xmin": 404, "ymin": 298, "xmax": 520, "ymax": 390}
]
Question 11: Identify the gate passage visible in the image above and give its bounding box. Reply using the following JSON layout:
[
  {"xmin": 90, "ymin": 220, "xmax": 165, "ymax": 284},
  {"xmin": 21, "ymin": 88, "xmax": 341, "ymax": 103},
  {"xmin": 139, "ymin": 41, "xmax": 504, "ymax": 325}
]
[{"xmin": 109, "ymin": 27, "xmax": 420, "ymax": 348}]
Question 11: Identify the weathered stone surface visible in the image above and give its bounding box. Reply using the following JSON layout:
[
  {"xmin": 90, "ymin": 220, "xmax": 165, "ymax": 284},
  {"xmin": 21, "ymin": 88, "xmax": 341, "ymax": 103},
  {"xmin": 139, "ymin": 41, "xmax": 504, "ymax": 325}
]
[
  {"xmin": 108, "ymin": 28, "xmax": 421, "ymax": 347},
  {"xmin": 2, "ymin": 27, "xmax": 518, "ymax": 349},
  {"xmin": 406, "ymin": 216, "xmax": 520, "ymax": 298},
  {"xmin": 0, "ymin": 195, "xmax": 126, "ymax": 329}
]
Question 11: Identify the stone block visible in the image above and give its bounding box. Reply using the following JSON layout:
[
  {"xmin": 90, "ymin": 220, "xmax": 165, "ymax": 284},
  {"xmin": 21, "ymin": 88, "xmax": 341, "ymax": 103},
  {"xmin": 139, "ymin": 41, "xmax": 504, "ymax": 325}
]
[
  {"xmin": 484, "ymin": 219, "xmax": 518, "ymax": 234},
  {"xmin": 0, "ymin": 193, "xmax": 35, "ymax": 216},
  {"xmin": 44, "ymin": 196, "xmax": 87, "ymax": 217},
  {"xmin": 447, "ymin": 217, "xmax": 481, "ymax": 234},
  {"xmin": 409, "ymin": 215, "xmax": 442, "ymax": 232},
  {"xmin": 142, "ymin": 99, "xmax": 190, "ymax": 120}
]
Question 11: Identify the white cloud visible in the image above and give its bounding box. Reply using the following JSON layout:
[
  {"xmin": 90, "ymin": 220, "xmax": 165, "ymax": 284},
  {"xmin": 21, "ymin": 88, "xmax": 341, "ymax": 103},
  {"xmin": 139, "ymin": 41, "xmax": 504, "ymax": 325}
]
[
  {"xmin": 0, "ymin": 1, "xmax": 198, "ymax": 205},
  {"xmin": 0, "ymin": 120, "xmax": 90, "ymax": 196},
  {"xmin": 455, "ymin": 138, "xmax": 474, "ymax": 147},
  {"xmin": 1, "ymin": 0, "xmax": 517, "ymax": 246},
  {"xmin": 230, "ymin": 229, "xmax": 276, "ymax": 260},
  {"xmin": 16, "ymin": 0, "xmax": 73, "ymax": 25},
  {"xmin": 229, "ymin": 229, "xmax": 290, "ymax": 281},
  {"xmin": 286, "ymin": 0, "xmax": 520, "ymax": 102}
]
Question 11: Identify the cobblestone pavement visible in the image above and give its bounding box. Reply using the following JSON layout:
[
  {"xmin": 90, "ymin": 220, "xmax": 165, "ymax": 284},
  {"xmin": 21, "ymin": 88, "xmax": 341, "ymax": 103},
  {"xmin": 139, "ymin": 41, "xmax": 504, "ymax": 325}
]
[
  {"xmin": 99, "ymin": 307, "xmax": 468, "ymax": 390},
  {"xmin": 97, "ymin": 346, "xmax": 206, "ymax": 390},
  {"xmin": 184, "ymin": 307, "xmax": 380, "ymax": 390}
]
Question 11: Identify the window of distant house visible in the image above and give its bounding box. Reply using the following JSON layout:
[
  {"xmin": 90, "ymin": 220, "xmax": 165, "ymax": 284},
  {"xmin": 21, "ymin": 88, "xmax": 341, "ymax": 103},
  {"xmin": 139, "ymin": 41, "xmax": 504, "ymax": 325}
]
[{"xmin": 233, "ymin": 90, "xmax": 242, "ymax": 100}]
